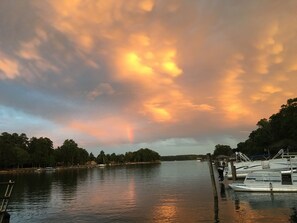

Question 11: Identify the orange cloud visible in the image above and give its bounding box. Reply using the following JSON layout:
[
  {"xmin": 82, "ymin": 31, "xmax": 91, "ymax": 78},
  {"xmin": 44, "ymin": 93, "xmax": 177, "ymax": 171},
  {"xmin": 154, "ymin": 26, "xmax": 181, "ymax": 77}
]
[
  {"xmin": 125, "ymin": 52, "xmax": 154, "ymax": 76},
  {"xmin": 16, "ymin": 28, "xmax": 59, "ymax": 77},
  {"xmin": 116, "ymin": 48, "xmax": 182, "ymax": 82},
  {"xmin": 139, "ymin": 88, "xmax": 215, "ymax": 124},
  {"xmin": 69, "ymin": 117, "xmax": 135, "ymax": 145},
  {"xmin": 18, "ymin": 40, "xmax": 41, "ymax": 60},
  {"xmin": 251, "ymin": 84, "xmax": 282, "ymax": 102},
  {"xmin": 143, "ymin": 101, "xmax": 172, "ymax": 122},
  {"xmin": 129, "ymin": 34, "xmax": 150, "ymax": 46},
  {"xmin": 253, "ymin": 22, "xmax": 284, "ymax": 75},
  {"xmin": 0, "ymin": 53, "xmax": 20, "ymax": 79},
  {"xmin": 3, "ymin": 0, "xmax": 296, "ymax": 152},
  {"xmin": 287, "ymin": 62, "xmax": 297, "ymax": 72},
  {"xmin": 219, "ymin": 54, "xmax": 250, "ymax": 121},
  {"xmin": 138, "ymin": 0, "xmax": 154, "ymax": 12},
  {"xmin": 261, "ymin": 85, "xmax": 282, "ymax": 94}
]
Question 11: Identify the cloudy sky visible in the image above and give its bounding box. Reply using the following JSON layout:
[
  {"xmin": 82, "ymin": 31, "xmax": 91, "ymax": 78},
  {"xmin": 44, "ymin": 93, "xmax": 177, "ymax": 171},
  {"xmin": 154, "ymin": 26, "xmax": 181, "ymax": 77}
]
[{"xmin": 0, "ymin": 0, "xmax": 297, "ymax": 156}]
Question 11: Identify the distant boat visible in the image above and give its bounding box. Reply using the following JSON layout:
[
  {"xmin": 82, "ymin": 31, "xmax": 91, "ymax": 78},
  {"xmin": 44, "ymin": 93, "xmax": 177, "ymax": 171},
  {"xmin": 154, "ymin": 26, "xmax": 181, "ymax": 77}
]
[
  {"xmin": 229, "ymin": 170, "xmax": 297, "ymax": 192},
  {"xmin": 98, "ymin": 164, "xmax": 106, "ymax": 168},
  {"xmin": 45, "ymin": 167, "xmax": 55, "ymax": 172},
  {"xmin": 35, "ymin": 168, "xmax": 42, "ymax": 173},
  {"xmin": 34, "ymin": 167, "xmax": 55, "ymax": 173}
]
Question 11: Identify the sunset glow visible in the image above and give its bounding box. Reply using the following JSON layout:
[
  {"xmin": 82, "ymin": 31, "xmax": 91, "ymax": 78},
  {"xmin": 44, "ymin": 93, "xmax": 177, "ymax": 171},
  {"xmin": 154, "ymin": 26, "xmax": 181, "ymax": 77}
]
[
  {"xmin": 124, "ymin": 52, "xmax": 154, "ymax": 76},
  {"xmin": 1, "ymin": 0, "xmax": 297, "ymax": 155}
]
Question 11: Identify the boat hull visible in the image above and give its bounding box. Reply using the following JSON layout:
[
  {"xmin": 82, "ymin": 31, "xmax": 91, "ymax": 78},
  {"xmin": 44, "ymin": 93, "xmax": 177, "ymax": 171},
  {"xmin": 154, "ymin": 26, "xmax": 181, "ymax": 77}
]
[
  {"xmin": 229, "ymin": 183, "xmax": 297, "ymax": 192},
  {"xmin": 229, "ymin": 170, "xmax": 297, "ymax": 192}
]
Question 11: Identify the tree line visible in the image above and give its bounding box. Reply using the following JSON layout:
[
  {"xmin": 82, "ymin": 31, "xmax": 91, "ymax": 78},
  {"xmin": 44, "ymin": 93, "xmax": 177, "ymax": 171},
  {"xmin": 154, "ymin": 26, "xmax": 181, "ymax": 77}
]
[
  {"xmin": 0, "ymin": 132, "xmax": 160, "ymax": 169},
  {"xmin": 95, "ymin": 148, "xmax": 161, "ymax": 165},
  {"xmin": 213, "ymin": 98, "xmax": 297, "ymax": 158},
  {"xmin": 161, "ymin": 154, "xmax": 206, "ymax": 161}
]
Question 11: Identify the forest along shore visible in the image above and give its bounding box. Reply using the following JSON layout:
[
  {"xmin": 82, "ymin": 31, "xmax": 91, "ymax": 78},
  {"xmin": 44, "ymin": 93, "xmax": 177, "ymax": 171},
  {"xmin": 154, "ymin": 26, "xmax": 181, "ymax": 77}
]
[{"xmin": 0, "ymin": 161, "xmax": 161, "ymax": 175}]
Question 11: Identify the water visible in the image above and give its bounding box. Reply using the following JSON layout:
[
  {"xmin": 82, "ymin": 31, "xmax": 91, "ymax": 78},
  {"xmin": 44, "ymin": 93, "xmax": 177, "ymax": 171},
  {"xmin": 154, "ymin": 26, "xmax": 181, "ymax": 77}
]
[{"xmin": 1, "ymin": 161, "xmax": 297, "ymax": 223}]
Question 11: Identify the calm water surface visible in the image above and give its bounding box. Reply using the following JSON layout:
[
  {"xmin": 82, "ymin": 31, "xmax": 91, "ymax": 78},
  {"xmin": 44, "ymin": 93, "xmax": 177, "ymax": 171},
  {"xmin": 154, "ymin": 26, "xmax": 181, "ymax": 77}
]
[{"xmin": 1, "ymin": 161, "xmax": 297, "ymax": 223}]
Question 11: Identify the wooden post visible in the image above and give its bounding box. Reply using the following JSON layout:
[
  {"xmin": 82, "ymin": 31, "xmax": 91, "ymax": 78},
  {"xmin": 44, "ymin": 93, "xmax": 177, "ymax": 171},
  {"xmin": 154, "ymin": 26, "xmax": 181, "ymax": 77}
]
[
  {"xmin": 1, "ymin": 212, "xmax": 10, "ymax": 223},
  {"xmin": 207, "ymin": 153, "xmax": 218, "ymax": 198},
  {"xmin": 230, "ymin": 160, "xmax": 237, "ymax": 181},
  {"xmin": 207, "ymin": 153, "xmax": 218, "ymax": 222}
]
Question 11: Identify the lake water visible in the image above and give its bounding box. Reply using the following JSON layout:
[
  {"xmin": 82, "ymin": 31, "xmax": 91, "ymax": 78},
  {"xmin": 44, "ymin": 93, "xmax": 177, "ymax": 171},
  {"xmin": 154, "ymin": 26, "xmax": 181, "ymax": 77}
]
[{"xmin": 1, "ymin": 161, "xmax": 297, "ymax": 223}]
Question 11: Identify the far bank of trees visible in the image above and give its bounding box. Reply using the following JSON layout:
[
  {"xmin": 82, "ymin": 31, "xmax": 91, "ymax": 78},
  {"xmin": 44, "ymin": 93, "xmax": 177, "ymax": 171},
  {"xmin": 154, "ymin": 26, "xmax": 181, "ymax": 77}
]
[
  {"xmin": 95, "ymin": 148, "xmax": 160, "ymax": 165},
  {"xmin": 213, "ymin": 98, "xmax": 297, "ymax": 158},
  {"xmin": 161, "ymin": 154, "xmax": 206, "ymax": 161},
  {"xmin": 0, "ymin": 132, "xmax": 160, "ymax": 169}
]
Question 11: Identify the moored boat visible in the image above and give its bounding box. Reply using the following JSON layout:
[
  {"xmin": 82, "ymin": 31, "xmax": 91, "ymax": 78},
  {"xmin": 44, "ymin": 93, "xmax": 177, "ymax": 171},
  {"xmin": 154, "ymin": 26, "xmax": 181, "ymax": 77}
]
[
  {"xmin": 229, "ymin": 170, "xmax": 297, "ymax": 192},
  {"xmin": 225, "ymin": 149, "xmax": 297, "ymax": 179}
]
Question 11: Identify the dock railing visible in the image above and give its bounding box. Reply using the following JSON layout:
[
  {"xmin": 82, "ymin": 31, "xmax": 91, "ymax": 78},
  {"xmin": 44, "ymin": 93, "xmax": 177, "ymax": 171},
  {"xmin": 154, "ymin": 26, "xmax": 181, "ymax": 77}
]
[{"xmin": 0, "ymin": 180, "xmax": 14, "ymax": 223}]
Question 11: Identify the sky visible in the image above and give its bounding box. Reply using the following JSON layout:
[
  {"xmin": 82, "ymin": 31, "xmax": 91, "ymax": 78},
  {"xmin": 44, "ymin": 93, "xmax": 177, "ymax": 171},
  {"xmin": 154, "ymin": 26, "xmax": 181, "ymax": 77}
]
[{"xmin": 0, "ymin": 0, "xmax": 297, "ymax": 156}]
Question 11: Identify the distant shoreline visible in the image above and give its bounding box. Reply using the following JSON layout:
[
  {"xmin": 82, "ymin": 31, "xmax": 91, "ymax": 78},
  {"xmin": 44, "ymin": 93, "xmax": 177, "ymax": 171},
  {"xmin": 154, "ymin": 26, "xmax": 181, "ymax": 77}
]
[{"xmin": 0, "ymin": 161, "xmax": 161, "ymax": 175}]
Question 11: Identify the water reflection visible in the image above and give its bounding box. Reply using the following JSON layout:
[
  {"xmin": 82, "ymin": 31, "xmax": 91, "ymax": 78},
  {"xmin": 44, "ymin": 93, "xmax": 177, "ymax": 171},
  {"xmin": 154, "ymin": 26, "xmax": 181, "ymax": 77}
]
[
  {"xmin": 2, "ymin": 162, "xmax": 297, "ymax": 222},
  {"xmin": 229, "ymin": 191, "xmax": 297, "ymax": 223},
  {"xmin": 233, "ymin": 192, "xmax": 297, "ymax": 210},
  {"xmin": 220, "ymin": 183, "xmax": 226, "ymax": 199},
  {"xmin": 290, "ymin": 207, "xmax": 297, "ymax": 223},
  {"xmin": 153, "ymin": 198, "xmax": 178, "ymax": 223}
]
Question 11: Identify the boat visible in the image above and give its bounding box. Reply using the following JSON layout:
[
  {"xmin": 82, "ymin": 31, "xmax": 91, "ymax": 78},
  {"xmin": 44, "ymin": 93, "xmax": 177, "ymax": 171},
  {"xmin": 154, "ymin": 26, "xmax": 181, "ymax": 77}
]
[
  {"xmin": 224, "ymin": 149, "xmax": 297, "ymax": 179},
  {"xmin": 229, "ymin": 168, "xmax": 297, "ymax": 192},
  {"xmin": 45, "ymin": 167, "xmax": 55, "ymax": 171},
  {"xmin": 35, "ymin": 167, "xmax": 56, "ymax": 173}
]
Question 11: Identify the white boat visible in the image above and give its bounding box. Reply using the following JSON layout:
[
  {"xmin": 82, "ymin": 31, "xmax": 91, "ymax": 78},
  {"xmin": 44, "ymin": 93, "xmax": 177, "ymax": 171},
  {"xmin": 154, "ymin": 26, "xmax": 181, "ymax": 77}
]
[
  {"xmin": 45, "ymin": 167, "xmax": 55, "ymax": 171},
  {"xmin": 229, "ymin": 170, "xmax": 297, "ymax": 192},
  {"xmin": 98, "ymin": 164, "xmax": 106, "ymax": 168},
  {"xmin": 225, "ymin": 149, "xmax": 297, "ymax": 179}
]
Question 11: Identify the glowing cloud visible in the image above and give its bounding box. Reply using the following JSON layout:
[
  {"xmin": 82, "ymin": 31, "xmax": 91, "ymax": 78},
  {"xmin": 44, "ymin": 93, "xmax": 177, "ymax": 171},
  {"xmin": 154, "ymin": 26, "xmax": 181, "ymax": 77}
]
[
  {"xmin": 1, "ymin": 0, "xmax": 297, "ymax": 155},
  {"xmin": 139, "ymin": 0, "xmax": 155, "ymax": 12},
  {"xmin": 261, "ymin": 85, "xmax": 282, "ymax": 94},
  {"xmin": 124, "ymin": 52, "xmax": 154, "ymax": 76},
  {"xmin": 219, "ymin": 54, "xmax": 250, "ymax": 121},
  {"xmin": 161, "ymin": 50, "xmax": 182, "ymax": 77},
  {"xmin": 0, "ymin": 54, "xmax": 19, "ymax": 79},
  {"xmin": 69, "ymin": 117, "xmax": 135, "ymax": 145},
  {"xmin": 143, "ymin": 101, "xmax": 172, "ymax": 122}
]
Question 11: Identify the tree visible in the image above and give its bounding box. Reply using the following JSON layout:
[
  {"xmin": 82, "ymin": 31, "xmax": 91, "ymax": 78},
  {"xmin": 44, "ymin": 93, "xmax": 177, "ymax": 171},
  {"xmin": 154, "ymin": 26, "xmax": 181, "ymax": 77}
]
[
  {"xmin": 125, "ymin": 152, "xmax": 134, "ymax": 162},
  {"xmin": 236, "ymin": 97, "xmax": 297, "ymax": 156},
  {"xmin": 15, "ymin": 147, "xmax": 30, "ymax": 168},
  {"xmin": 75, "ymin": 147, "xmax": 89, "ymax": 164},
  {"xmin": 57, "ymin": 139, "xmax": 80, "ymax": 166},
  {"xmin": 0, "ymin": 132, "xmax": 30, "ymax": 168},
  {"xmin": 97, "ymin": 150, "xmax": 106, "ymax": 164},
  {"xmin": 270, "ymin": 98, "xmax": 297, "ymax": 149},
  {"xmin": 213, "ymin": 145, "xmax": 232, "ymax": 157},
  {"xmin": 28, "ymin": 137, "xmax": 54, "ymax": 167},
  {"xmin": 89, "ymin": 152, "xmax": 96, "ymax": 161}
]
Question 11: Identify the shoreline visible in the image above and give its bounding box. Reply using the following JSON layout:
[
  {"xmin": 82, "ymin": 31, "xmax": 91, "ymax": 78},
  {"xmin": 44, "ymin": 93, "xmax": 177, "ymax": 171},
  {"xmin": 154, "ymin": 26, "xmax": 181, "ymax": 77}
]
[{"xmin": 0, "ymin": 161, "xmax": 161, "ymax": 175}]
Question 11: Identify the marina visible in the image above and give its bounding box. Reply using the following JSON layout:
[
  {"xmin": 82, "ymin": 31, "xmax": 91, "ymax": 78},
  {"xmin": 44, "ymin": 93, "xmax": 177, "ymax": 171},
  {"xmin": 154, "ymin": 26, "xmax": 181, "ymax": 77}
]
[
  {"xmin": 224, "ymin": 149, "xmax": 297, "ymax": 179},
  {"xmin": 1, "ymin": 0, "xmax": 296, "ymax": 222},
  {"xmin": 1, "ymin": 161, "xmax": 297, "ymax": 223}
]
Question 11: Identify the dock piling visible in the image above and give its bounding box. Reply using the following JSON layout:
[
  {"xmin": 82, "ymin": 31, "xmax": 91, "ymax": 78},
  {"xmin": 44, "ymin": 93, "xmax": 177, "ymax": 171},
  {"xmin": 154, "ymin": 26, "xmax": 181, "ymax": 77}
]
[{"xmin": 230, "ymin": 160, "xmax": 237, "ymax": 181}]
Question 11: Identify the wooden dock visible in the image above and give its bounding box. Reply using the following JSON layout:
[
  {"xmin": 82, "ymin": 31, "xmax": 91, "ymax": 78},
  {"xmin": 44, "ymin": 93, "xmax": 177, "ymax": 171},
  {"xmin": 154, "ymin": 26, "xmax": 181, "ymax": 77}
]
[{"xmin": 0, "ymin": 180, "xmax": 14, "ymax": 223}]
